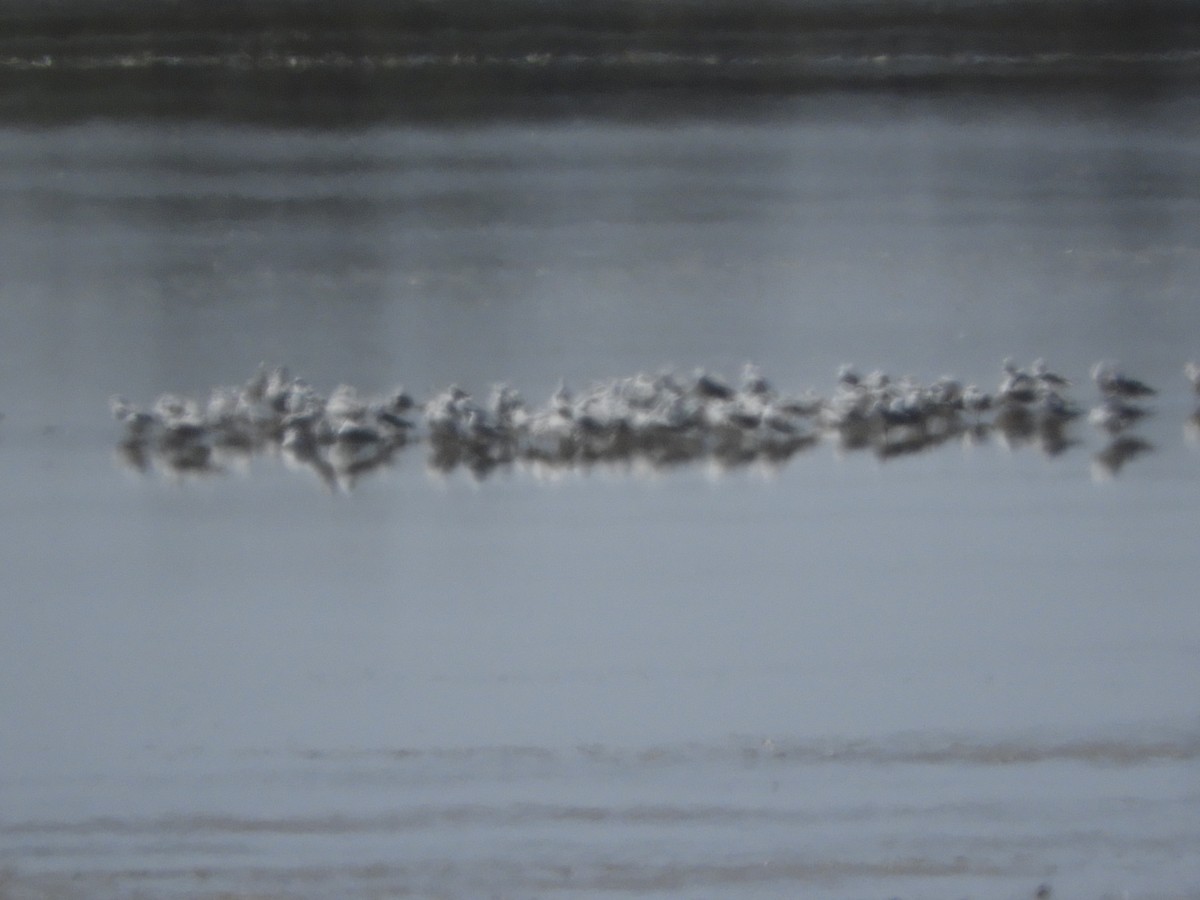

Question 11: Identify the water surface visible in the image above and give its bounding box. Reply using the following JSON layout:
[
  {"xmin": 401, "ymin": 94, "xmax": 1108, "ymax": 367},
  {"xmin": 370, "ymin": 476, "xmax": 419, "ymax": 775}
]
[{"xmin": 1, "ymin": 37, "xmax": 1199, "ymax": 900}]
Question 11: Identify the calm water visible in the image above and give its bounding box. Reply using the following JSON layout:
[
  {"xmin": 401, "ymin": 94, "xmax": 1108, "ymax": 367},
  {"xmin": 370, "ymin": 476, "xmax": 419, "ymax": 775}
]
[{"xmin": 2, "ymin": 22, "xmax": 1200, "ymax": 898}]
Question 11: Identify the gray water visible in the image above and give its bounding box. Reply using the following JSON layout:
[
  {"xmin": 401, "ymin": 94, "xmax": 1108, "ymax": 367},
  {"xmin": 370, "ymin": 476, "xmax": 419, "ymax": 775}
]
[{"xmin": 2, "ymin": 89, "xmax": 1200, "ymax": 898}]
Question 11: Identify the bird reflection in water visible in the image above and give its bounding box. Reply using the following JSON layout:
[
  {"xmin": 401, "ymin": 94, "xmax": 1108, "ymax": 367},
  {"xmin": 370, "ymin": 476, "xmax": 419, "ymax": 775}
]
[
  {"xmin": 1092, "ymin": 436, "xmax": 1156, "ymax": 481},
  {"xmin": 1183, "ymin": 362, "xmax": 1200, "ymax": 451},
  {"xmin": 1184, "ymin": 408, "xmax": 1200, "ymax": 449}
]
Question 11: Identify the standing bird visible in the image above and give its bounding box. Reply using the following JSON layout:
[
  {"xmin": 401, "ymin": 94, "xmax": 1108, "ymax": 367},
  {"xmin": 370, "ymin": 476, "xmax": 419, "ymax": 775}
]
[
  {"xmin": 1032, "ymin": 358, "xmax": 1071, "ymax": 391},
  {"xmin": 740, "ymin": 363, "xmax": 773, "ymax": 397},
  {"xmin": 1091, "ymin": 361, "xmax": 1156, "ymax": 399},
  {"xmin": 961, "ymin": 384, "xmax": 993, "ymax": 419},
  {"xmin": 997, "ymin": 358, "xmax": 1038, "ymax": 405},
  {"xmin": 690, "ymin": 368, "xmax": 736, "ymax": 401}
]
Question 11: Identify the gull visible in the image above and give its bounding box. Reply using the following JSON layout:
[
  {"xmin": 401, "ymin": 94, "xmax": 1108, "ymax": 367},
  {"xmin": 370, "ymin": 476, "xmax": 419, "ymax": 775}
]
[
  {"xmin": 262, "ymin": 365, "xmax": 297, "ymax": 412},
  {"xmin": 1091, "ymin": 361, "xmax": 1156, "ymax": 399},
  {"xmin": 926, "ymin": 377, "xmax": 963, "ymax": 411},
  {"xmin": 690, "ymin": 368, "xmax": 736, "ymax": 401},
  {"xmin": 818, "ymin": 380, "xmax": 871, "ymax": 430},
  {"xmin": 551, "ymin": 379, "xmax": 575, "ymax": 418},
  {"xmin": 334, "ymin": 419, "xmax": 385, "ymax": 447},
  {"xmin": 997, "ymin": 358, "xmax": 1038, "ymax": 405},
  {"xmin": 707, "ymin": 396, "xmax": 762, "ymax": 431},
  {"xmin": 423, "ymin": 385, "xmax": 478, "ymax": 443},
  {"xmin": 961, "ymin": 384, "xmax": 993, "ymax": 418},
  {"xmin": 359, "ymin": 387, "xmax": 418, "ymax": 438},
  {"xmin": 488, "ymin": 383, "xmax": 526, "ymax": 424},
  {"xmin": 524, "ymin": 402, "xmax": 576, "ymax": 457},
  {"xmin": 1032, "ymin": 358, "xmax": 1071, "ymax": 390},
  {"xmin": 878, "ymin": 392, "xmax": 928, "ymax": 438},
  {"xmin": 775, "ymin": 388, "xmax": 823, "ymax": 419},
  {"xmin": 835, "ymin": 364, "xmax": 861, "ymax": 389},
  {"xmin": 759, "ymin": 398, "xmax": 811, "ymax": 437},
  {"xmin": 861, "ymin": 369, "xmax": 891, "ymax": 392},
  {"xmin": 325, "ymin": 384, "xmax": 368, "ymax": 426},
  {"xmin": 205, "ymin": 386, "xmax": 261, "ymax": 449},
  {"xmin": 740, "ymin": 363, "xmax": 773, "ymax": 397},
  {"xmin": 616, "ymin": 372, "xmax": 665, "ymax": 410},
  {"xmin": 152, "ymin": 392, "xmax": 201, "ymax": 424}
]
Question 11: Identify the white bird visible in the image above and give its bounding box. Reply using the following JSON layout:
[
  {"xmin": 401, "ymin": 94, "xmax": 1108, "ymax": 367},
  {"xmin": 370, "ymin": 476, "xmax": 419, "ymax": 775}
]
[
  {"xmin": 325, "ymin": 384, "xmax": 368, "ymax": 426},
  {"xmin": 998, "ymin": 358, "xmax": 1037, "ymax": 405},
  {"xmin": 152, "ymin": 393, "xmax": 200, "ymax": 424},
  {"xmin": 835, "ymin": 363, "xmax": 861, "ymax": 388},
  {"xmin": 961, "ymin": 384, "xmax": 993, "ymax": 417},
  {"xmin": 423, "ymin": 386, "xmax": 476, "ymax": 442},
  {"xmin": 1091, "ymin": 361, "xmax": 1156, "ymax": 399},
  {"xmin": 690, "ymin": 368, "xmax": 735, "ymax": 401},
  {"xmin": 740, "ymin": 363, "xmax": 773, "ymax": 397},
  {"xmin": 1032, "ymin": 358, "xmax": 1071, "ymax": 390},
  {"xmin": 550, "ymin": 379, "xmax": 575, "ymax": 418}
]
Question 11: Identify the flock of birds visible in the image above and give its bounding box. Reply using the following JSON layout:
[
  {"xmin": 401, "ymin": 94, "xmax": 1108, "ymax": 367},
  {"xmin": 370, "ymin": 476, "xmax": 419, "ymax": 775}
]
[{"xmin": 111, "ymin": 359, "xmax": 1200, "ymax": 488}]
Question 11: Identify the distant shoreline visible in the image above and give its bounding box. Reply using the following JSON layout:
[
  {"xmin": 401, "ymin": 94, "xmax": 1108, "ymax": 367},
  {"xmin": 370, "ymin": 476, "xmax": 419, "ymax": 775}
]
[
  {"xmin": 2, "ymin": 0, "xmax": 1198, "ymax": 124},
  {"xmin": 3, "ymin": 55, "xmax": 1199, "ymax": 127}
]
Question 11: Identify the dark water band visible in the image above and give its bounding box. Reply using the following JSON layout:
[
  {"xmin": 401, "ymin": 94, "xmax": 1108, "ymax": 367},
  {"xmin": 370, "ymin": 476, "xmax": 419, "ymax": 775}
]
[{"xmin": 3, "ymin": 0, "xmax": 1199, "ymax": 124}]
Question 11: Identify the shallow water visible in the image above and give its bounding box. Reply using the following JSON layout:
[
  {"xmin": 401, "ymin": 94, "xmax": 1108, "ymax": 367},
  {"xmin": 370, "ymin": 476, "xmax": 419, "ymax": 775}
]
[{"xmin": 2, "ymin": 73, "xmax": 1200, "ymax": 900}]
